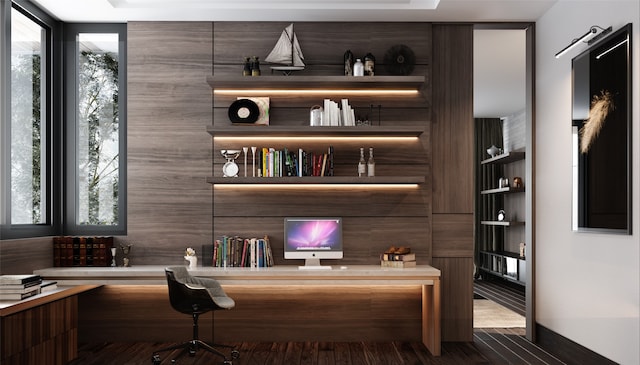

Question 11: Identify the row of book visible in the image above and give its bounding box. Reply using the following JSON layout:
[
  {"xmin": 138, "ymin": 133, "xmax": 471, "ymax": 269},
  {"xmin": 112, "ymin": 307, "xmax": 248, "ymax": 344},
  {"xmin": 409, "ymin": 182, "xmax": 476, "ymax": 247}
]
[
  {"xmin": 203, "ymin": 236, "xmax": 274, "ymax": 268},
  {"xmin": 53, "ymin": 236, "xmax": 114, "ymax": 267},
  {"xmin": 380, "ymin": 249, "xmax": 417, "ymax": 268},
  {"xmin": 0, "ymin": 274, "xmax": 57, "ymax": 301},
  {"xmin": 255, "ymin": 146, "xmax": 334, "ymax": 178},
  {"xmin": 320, "ymin": 99, "xmax": 356, "ymax": 127}
]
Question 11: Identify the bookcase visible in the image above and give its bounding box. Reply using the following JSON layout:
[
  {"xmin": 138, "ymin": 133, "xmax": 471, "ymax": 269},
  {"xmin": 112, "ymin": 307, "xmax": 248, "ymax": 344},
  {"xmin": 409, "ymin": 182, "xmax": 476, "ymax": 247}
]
[
  {"xmin": 478, "ymin": 151, "xmax": 526, "ymax": 285},
  {"xmin": 207, "ymin": 74, "xmax": 430, "ymax": 266}
]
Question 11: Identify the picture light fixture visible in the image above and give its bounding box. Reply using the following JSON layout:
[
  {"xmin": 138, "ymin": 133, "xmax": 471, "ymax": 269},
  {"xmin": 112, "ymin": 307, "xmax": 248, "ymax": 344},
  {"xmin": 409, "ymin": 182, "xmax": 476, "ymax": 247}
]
[{"xmin": 555, "ymin": 25, "xmax": 612, "ymax": 58}]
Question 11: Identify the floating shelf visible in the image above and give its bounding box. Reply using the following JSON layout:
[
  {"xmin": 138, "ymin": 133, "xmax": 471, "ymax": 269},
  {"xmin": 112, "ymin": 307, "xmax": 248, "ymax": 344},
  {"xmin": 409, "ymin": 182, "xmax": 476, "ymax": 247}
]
[
  {"xmin": 207, "ymin": 125, "xmax": 425, "ymax": 137},
  {"xmin": 207, "ymin": 176, "xmax": 425, "ymax": 185},
  {"xmin": 480, "ymin": 220, "xmax": 525, "ymax": 227},
  {"xmin": 481, "ymin": 151, "xmax": 525, "ymax": 165},
  {"xmin": 207, "ymin": 75, "xmax": 426, "ymax": 90},
  {"xmin": 480, "ymin": 187, "xmax": 525, "ymax": 195}
]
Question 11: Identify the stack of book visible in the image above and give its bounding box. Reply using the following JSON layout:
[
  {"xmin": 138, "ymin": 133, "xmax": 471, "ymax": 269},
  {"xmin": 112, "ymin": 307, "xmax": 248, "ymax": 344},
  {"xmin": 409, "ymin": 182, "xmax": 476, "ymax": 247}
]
[
  {"xmin": 0, "ymin": 274, "xmax": 42, "ymax": 301},
  {"xmin": 380, "ymin": 246, "xmax": 416, "ymax": 268}
]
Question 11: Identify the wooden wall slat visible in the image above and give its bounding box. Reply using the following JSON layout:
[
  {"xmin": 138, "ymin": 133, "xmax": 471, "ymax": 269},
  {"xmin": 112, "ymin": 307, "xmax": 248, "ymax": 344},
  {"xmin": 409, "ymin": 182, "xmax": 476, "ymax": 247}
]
[
  {"xmin": 432, "ymin": 213, "xmax": 474, "ymax": 257},
  {"xmin": 431, "ymin": 24, "xmax": 474, "ymax": 214},
  {"xmin": 78, "ymin": 285, "xmax": 423, "ymax": 343},
  {"xmin": 431, "ymin": 257, "xmax": 473, "ymax": 342},
  {"xmin": 126, "ymin": 22, "xmax": 214, "ymax": 264}
]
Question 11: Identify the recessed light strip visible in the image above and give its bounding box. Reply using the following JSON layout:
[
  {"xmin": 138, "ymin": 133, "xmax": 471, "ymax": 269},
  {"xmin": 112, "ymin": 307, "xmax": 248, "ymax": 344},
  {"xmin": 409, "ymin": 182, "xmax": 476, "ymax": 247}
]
[
  {"xmin": 214, "ymin": 89, "xmax": 419, "ymax": 96},
  {"xmin": 214, "ymin": 184, "xmax": 419, "ymax": 190},
  {"xmin": 214, "ymin": 136, "xmax": 419, "ymax": 142}
]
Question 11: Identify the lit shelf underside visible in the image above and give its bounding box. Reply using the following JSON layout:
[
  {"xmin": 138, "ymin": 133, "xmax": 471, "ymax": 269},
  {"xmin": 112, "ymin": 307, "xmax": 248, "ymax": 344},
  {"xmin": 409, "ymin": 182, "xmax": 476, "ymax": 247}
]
[
  {"xmin": 207, "ymin": 176, "xmax": 424, "ymax": 185},
  {"xmin": 208, "ymin": 125, "xmax": 425, "ymax": 137},
  {"xmin": 208, "ymin": 75, "xmax": 425, "ymax": 91}
]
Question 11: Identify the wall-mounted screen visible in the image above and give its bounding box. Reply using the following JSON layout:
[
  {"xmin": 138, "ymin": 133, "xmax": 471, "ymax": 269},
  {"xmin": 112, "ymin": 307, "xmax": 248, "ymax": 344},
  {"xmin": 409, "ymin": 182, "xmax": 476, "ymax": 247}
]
[{"xmin": 572, "ymin": 23, "xmax": 632, "ymax": 233}]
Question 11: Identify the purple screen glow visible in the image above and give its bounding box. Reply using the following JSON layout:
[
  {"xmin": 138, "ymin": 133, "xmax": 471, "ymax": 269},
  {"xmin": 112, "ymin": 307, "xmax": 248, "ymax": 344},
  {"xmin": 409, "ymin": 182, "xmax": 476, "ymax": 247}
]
[{"xmin": 285, "ymin": 219, "xmax": 342, "ymax": 251}]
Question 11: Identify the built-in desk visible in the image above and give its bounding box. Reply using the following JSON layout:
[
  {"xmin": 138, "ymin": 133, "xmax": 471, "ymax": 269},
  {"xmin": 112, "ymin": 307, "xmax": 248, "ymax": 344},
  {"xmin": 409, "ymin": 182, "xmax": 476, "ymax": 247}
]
[
  {"xmin": 0, "ymin": 285, "xmax": 99, "ymax": 365},
  {"xmin": 34, "ymin": 265, "xmax": 441, "ymax": 356}
]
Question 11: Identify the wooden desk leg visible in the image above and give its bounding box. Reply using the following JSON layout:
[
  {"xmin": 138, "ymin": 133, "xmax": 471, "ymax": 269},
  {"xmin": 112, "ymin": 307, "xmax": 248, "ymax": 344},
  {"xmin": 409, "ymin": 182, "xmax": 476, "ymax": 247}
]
[{"xmin": 422, "ymin": 280, "xmax": 441, "ymax": 356}]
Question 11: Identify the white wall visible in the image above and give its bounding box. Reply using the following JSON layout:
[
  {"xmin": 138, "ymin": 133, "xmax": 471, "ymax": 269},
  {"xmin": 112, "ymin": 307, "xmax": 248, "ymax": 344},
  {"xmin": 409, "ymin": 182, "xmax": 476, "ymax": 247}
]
[{"xmin": 536, "ymin": 1, "xmax": 639, "ymax": 364}]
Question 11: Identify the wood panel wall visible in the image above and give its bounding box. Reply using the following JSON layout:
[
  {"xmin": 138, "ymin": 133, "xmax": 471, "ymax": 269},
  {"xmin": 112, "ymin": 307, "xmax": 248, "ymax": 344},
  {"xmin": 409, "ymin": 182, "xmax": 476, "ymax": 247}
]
[
  {"xmin": 431, "ymin": 24, "xmax": 475, "ymax": 341},
  {"xmin": 1, "ymin": 21, "xmax": 474, "ymax": 345},
  {"xmin": 212, "ymin": 22, "xmax": 432, "ymax": 267},
  {"xmin": 125, "ymin": 22, "xmax": 213, "ymax": 265},
  {"xmin": 0, "ymin": 237, "xmax": 53, "ymax": 274}
]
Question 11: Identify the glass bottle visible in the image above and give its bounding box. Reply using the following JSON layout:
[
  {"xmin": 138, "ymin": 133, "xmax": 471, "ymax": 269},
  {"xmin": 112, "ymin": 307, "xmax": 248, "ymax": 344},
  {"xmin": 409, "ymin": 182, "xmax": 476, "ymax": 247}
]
[
  {"xmin": 243, "ymin": 57, "xmax": 251, "ymax": 76},
  {"xmin": 367, "ymin": 147, "xmax": 375, "ymax": 177},
  {"xmin": 364, "ymin": 53, "xmax": 375, "ymax": 76},
  {"xmin": 251, "ymin": 56, "xmax": 261, "ymax": 76},
  {"xmin": 358, "ymin": 148, "xmax": 366, "ymax": 177},
  {"xmin": 344, "ymin": 50, "xmax": 354, "ymax": 76},
  {"xmin": 353, "ymin": 58, "xmax": 364, "ymax": 77}
]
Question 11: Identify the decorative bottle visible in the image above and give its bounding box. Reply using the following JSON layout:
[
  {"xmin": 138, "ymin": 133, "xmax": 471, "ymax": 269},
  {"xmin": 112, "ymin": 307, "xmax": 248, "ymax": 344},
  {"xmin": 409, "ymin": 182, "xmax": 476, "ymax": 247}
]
[
  {"xmin": 251, "ymin": 56, "xmax": 261, "ymax": 76},
  {"xmin": 358, "ymin": 148, "xmax": 366, "ymax": 177},
  {"xmin": 344, "ymin": 50, "xmax": 354, "ymax": 76},
  {"xmin": 364, "ymin": 53, "xmax": 375, "ymax": 76},
  {"xmin": 243, "ymin": 57, "xmax": 251, "ymax": 76},
  {"xmin": 353, "ymin": 58, "xmax": 364, "ymax": 77},
  {"xmin": 367, "ymin": 147, "xmax": 375, "ymax": 177}
]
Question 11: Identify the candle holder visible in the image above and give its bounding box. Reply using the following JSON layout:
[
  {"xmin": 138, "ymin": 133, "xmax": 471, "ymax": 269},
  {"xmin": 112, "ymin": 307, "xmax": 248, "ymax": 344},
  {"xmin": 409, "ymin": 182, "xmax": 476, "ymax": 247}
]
[
  {"xmin": 110, "ymin": 247, "xmax": 117, "ymax": 267},
  {"xmin": 120, "ymin": 244, "xmax": 133, "ymax": 267}
]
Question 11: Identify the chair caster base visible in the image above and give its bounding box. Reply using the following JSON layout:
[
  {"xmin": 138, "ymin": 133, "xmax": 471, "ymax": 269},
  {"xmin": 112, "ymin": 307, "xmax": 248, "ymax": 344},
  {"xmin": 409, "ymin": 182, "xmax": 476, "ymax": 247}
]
[
  {"xmin": 151, "ymin": 354, "xmax": 161, "ymax": 365},
  {"xmin": 231, "ymin": 349, "xmax": 240, "ymax": 359}
]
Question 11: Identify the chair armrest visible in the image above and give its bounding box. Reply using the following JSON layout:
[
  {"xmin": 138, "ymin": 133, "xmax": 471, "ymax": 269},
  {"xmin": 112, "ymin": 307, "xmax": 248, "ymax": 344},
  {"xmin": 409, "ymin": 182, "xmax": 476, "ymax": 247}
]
[{"xmin": 184, "ymin": 283, "xmax": 206, "ymax": 291}]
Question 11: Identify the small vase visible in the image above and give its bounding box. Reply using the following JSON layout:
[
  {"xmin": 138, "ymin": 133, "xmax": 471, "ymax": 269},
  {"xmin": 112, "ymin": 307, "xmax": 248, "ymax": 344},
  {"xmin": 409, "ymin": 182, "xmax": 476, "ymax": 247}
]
[{"xmin": 185, "ymin": 256, "xmax": 197, "ymax": 269}]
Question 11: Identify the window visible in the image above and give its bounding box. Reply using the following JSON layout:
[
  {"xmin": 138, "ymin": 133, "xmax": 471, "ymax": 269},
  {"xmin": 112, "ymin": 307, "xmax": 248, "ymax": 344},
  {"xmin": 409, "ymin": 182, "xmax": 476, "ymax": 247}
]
[
  {"xmin": 64, "ymin": 24, "xmax": 126, "ymax": 235},
  {"xmin": 1, "ymin": 0, "xmax": 59, "ymax": 239}
]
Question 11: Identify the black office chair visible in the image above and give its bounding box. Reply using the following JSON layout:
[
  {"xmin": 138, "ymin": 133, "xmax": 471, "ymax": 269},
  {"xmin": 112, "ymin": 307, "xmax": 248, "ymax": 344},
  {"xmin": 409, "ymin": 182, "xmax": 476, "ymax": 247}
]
[{"xmin": 151, "ymin": 266, "xmax": 239, "ymax": 365}]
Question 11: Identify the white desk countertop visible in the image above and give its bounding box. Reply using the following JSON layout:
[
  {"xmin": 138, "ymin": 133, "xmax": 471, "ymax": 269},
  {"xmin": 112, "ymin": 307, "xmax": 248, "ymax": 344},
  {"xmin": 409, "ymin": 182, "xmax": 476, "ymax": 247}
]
[{"xmin": 34, "ymin": 265, "xmax": 440, "ymax": 286}]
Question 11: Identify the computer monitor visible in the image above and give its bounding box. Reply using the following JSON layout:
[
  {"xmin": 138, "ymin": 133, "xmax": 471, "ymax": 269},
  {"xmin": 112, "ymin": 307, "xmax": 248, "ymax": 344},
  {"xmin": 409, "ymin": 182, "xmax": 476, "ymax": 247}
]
[{"xmin": 284, "ymin": 217, "xmax": 343, "ymax": 269}]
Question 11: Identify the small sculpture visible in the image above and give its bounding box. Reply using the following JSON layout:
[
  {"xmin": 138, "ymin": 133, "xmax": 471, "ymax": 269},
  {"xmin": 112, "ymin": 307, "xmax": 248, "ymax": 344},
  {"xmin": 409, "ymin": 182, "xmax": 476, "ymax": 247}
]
[
  {"xmin": 184, "ymin": 247, "xmax": 197, "ymax": 269},
  {"xmin": 120, "ymin": 244, "xmax": 133, "ymax": 267}
]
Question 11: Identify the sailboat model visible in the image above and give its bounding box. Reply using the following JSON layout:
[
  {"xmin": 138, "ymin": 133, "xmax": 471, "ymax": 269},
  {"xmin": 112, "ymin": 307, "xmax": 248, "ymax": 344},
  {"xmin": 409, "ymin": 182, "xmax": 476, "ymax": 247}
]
[{"xmin": 265, "ymin": 23, "xmax": 305, "ymax": 75}]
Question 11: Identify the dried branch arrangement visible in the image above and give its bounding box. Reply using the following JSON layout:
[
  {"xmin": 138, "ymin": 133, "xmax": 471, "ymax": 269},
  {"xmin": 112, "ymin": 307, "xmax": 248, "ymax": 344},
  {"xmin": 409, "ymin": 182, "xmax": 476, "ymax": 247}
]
[{"xmin": 580, "ymin": 90, "xmax": 615, "ymax": 153}]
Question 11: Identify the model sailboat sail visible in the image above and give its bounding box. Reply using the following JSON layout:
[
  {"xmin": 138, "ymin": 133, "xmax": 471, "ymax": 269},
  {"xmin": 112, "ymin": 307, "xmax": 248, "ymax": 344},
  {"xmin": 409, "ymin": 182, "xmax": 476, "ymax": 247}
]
[{"xmin": 265, "ymin": 23, "xmax": 305, "ymax": 74}]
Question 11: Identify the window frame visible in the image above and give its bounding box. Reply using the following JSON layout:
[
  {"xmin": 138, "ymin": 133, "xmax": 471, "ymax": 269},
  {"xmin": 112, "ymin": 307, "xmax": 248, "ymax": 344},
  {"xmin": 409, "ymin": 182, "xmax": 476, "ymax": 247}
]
[
  {"xmin": 1, "ymin": 0, "xmax": 62, "ymax": 239},
  {"xmin": 63, "ymin": 23, "xmax": 127, "ymax": 236}
]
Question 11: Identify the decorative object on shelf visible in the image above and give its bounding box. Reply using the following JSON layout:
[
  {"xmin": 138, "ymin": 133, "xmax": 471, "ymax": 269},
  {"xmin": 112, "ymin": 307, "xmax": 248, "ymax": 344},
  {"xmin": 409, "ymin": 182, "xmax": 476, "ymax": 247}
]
[
  {"xmin": 367, "ymin": 147, "xmax": 375, "ymax": 177},
  {"xmin": 381, "ymin": 246, "xmax": 415, "ymax": 268},
  {"xmin": 242, "ymin": 147, "xmax": 248, "ymax": 177},
  {"xmin": 120, "ymin": 244, "xmax": 132, "ymax": 267},
  {"xmin": 343, "ymin": 50, "xmax": 354, "ymax": 76},
  {"xmin": 228, "ymin": 98, "xmax": 260, "ymax": 124},
  {"xmin": 513, "ymin": 176, "xmax": 523, "ymax": 188},
  {"xmin": 309, "ymin": 105, "xmax": 323, "ymax": 126},
  {"xmin": 363, "ymin": 52, "xmax": 375, "ymax": 76},
  {"xmin": 497, "ymin": 210, "xmax": 506, "ymax": 222},
  {"xmin": 110, "ymin": 247, "xmax": 117, "ymax": 267},
  {"xmin": 384, "ymin": 44, "xmax": 416, "ymax": 76},
  {"xmin": 353, "ymin": 58, "xmax": 364, "ymax": 76},
  {"xmin": 221, "ymin": 149, "xmax": 241, "ymax": 177},
  {"xmin": 251, "ymin": 146, "xmax": 257, "ymax": 177},
  {"xmin": 498, "ymin": 177, "xmax": 509, "ymax": 188},
  {"xmin": 486, "ymin": 145, "xmax": 499, "ymax": 157},
  {"xmin": 358, "ymin": 147, "xmax": 366, "ymax": 177},
  {"xmin": 250, "ymin": 56, "xmax": 261, "ymax": 76},
  {"xmin": 519, "ymin": 242, "xmax": 526, "ymax": 258},
  {"xmin": 242, "ymin": 57, "xmax": 251, "ymax": 76},
  {"xmin": 265, "ymin": 23, "xmax": 305, "ymax": 75},
  {"xmin": 184, "ymin": 247, "xmax": 198, "ymax": 269}
]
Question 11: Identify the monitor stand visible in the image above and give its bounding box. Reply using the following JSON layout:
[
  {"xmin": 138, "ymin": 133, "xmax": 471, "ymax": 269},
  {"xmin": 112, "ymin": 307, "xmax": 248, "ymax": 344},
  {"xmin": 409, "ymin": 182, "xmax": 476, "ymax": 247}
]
[{"xmin": 298, "ymin": 258, "xmax": 332, "ymax": 270}]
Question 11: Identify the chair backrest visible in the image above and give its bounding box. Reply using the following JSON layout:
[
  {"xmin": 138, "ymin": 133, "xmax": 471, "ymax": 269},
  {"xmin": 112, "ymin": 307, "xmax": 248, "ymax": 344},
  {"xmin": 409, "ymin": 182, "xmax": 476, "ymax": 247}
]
[{"xmin": 165, "ymin": 266, "xmax": 214, "ymax": 315}]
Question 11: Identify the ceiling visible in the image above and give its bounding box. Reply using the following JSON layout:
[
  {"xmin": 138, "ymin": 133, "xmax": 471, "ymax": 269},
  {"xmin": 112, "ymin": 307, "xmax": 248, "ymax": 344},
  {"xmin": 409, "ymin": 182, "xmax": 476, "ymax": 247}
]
[{"xmin": 30, "ymin": 0, "xmax": 550, "ymax": 117}]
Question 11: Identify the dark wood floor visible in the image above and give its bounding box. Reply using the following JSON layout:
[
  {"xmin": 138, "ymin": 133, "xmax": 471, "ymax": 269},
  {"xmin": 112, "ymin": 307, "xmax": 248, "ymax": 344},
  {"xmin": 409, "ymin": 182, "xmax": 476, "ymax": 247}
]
[
  {"xmin": 474, "ymin": 278, "xmax": 526, "ymax": 317},
  {"xmin": 69, "ymin": 330, "xmax": 566, "ymax": 365}
]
